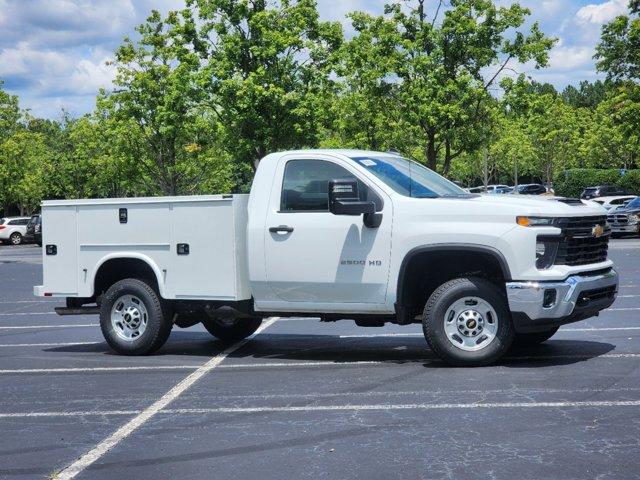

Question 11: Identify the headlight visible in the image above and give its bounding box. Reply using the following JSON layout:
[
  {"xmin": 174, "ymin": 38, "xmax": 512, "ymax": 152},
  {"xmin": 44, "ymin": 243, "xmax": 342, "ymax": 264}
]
[
  {"xmin": 630, "ymin": 214, "xmax": 639, "ymax": 223},
  {"xmin": 536, "ymin": 238, "xmax": 559, "ymax": 269},
  {"xmin": 517, "ymin": 216, "xmax": 556, "ymax": 227}
]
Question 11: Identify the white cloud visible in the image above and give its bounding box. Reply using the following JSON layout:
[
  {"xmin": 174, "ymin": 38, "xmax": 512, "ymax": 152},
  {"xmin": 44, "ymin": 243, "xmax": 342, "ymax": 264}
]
[
  {"xmin": 68, "ymin": 58, "xmax": 116, "ymax": 95},
  {"xmin": 549, "ymin": 44, "xmax": 595, "ymax": 71},
  {"xmin": 0, "ymin": 43, "xmax": 71, "ymax": 80},
  {"xmin": 576, "ymin": 0, "xmax": 627, "ymax": 25}
]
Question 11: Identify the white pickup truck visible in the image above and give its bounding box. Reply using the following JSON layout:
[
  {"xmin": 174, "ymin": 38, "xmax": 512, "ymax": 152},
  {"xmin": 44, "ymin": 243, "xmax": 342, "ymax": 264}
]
[{"xmin": 35, "ymin": 149, "xmax": 618, "ymax": 366}]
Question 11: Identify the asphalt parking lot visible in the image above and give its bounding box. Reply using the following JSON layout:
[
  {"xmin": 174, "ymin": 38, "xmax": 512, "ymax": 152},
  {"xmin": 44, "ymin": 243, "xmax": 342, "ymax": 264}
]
[{"xmin": 1, "ymin": 241, "xmax": 640, "ymax": 480}]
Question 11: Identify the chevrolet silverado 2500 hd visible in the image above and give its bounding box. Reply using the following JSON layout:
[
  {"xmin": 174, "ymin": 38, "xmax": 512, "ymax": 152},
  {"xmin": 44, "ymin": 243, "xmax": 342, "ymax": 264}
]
[{"xmin": 35, "ymin": 149, "xmax": 619, "ymax": 366}]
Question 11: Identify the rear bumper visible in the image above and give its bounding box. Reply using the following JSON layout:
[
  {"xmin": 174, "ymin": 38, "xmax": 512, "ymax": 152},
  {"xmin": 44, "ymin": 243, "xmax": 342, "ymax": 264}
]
[{"xmin": 506, "ymin": 269, "xmax": 618, "ymax": 333}]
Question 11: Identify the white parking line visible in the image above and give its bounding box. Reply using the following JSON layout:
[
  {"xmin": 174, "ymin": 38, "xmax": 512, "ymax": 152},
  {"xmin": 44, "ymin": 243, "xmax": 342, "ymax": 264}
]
[
  {"xmin": 172, "ymin": 385, "xmax": 640, "ymax": 401},
  {"xmin": 0, "ymin": 312, "xmax": 59, "ymax": 316},
  {"xmin": 0, "ymin": 361, "xmax": 379, "ymax": 375},
  {"xmin": 0, "ymin": 324, "xmax": 98, "ymax": 329},
  {"xmin": 52, "ymin": 317, "xmax": 278, "ymax": 480},
  {"xmin": 0, "ymin": 365, "xmax": 200, "ymax": 374},
  {"xmin": 0, "ymin": 410, "xmax": 137, "ymax": 419},
  {"xmin": 168, "ymin": 399, "xmax": 640, "ymax": 413},
  {"xmin": 339, "ymin": 333, "xmax": 422, "ymax": 338},
  {"xmin": 5, "ymin": 399, "xmax": 640, "ymax": 419},
  {"xmin": 0, "ymin": 300, "xmax": 57, "ymax": 304},
  {"xmin": 0, "ymin": 341, "xmax": 99, "ymax": 348},
  {"xmin": 608, "ymin": 307, "xmax": 640, "ymax": 311},
  {"xmin": 563, "ymin": 326, "xmax": 640, "ymax": 332}
]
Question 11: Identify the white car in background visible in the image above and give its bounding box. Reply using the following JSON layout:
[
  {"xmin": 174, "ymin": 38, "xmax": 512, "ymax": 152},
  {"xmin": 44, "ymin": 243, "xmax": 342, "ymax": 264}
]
[
  {"xmin": 467, "ymin": 184, "xmax": 509, "ymax": 194},
  {"xmin": 590, "ymin": 195, "xmax": 637, "ymax": 211},
  {"xmin": 0, "ymin": 217, "xmax": 31, "ymax": 245}
]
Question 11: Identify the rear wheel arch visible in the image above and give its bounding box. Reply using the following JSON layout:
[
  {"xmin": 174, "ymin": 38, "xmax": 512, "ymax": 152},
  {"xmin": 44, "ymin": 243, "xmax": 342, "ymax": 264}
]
[
  {"xmin": 395, "ymin": 245, "xmax": 511, "ymax": 323},
  {"xmin": 93, "ymin": 255, "xmax": 164, "ymax": 300}
]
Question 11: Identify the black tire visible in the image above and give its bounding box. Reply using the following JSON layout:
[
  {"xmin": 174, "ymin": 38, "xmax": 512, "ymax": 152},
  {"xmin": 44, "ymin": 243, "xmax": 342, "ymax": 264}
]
[
  {"xmin": 36, "ymin": 242, "xmax": 42, "ymax": 247},
  {"xmin": 203, "ymin": 317, "xmax": 262, "ymax": 343},
  {"xmin": 422, "ymin": 277, "xmax": 514, "ymax": 367},
  {"xmin": 513, "ymin": 327, "xmax": 559, "ymax": 347},
  {"xmin": 100, "ymin": 278, "xmax": 172, "ymax": 355},
  {"xmin": 10, "ymin": 232, "xmax": 22, "ymax": 245}
]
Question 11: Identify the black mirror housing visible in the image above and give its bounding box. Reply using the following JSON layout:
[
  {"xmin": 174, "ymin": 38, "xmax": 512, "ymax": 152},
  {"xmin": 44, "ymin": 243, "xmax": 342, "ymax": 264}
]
[{"xmin": 328, "ymin": 178, "xmax": 376, "ymax": 216}]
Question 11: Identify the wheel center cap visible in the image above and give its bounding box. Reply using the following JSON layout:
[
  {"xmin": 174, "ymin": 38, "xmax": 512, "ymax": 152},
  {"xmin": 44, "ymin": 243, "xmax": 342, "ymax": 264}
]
[{"xmin": 466, "ymin": 319, "xmax": 477, "ymax": 329}]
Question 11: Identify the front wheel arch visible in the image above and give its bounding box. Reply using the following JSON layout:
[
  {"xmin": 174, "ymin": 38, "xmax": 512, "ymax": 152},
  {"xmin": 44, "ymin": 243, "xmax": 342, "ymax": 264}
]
[{"xmin": 395, "ymin": 245, "xmax": 510, "ymax": 323}]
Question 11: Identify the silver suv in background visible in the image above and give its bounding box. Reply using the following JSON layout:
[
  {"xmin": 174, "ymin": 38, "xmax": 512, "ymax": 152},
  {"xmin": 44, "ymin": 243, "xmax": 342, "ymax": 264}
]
[{"xmin": 0, "ymin": 217, "xmax": 31, "ymax": 245}]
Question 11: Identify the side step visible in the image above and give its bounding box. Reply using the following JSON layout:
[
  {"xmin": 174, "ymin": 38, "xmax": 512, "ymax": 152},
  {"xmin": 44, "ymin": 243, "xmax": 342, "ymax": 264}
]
[{"xmin": 55, "ymin": 306, "xmax": 100, "ymax": 316}]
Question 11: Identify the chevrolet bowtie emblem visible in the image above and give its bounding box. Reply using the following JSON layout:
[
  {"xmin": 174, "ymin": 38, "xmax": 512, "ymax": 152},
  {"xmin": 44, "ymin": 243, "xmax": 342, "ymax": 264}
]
[{"xmin": 592, "ymin": 224, "xmax": 604, "ymax": 238}]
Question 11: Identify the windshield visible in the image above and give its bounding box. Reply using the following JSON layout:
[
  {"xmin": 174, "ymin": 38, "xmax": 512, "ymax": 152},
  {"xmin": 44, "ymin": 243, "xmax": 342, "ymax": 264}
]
[
  {"xmin": 349, "ymin": 155, "xmax": 466, "ymax": 198},
  {"xmin": 626, "ymin": 198, "xmax": 640, "ymax": 209}
]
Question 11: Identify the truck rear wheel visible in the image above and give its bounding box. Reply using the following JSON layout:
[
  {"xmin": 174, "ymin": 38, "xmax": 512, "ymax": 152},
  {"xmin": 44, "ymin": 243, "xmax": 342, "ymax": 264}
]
[
  {"xmin": 513, "ymin": 327, "xmax": 559, "ymax": 347},
  {"xmin": 422, "ymin": 277, "xmax": 514, "ymax": 367},
  {"xmin": 203, "ymin": 317, "xmax": 262, "ymax": 344},
  {"xmin": 100, "ymin": 278, "xmax": 172, "ymax": 355}
]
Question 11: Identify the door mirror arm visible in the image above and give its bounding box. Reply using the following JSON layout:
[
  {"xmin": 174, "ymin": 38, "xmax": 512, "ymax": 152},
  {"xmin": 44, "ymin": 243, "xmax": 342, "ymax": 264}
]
[{"xmin": 329, "ymin": 178, "xmax": 381, "ymax": 225}]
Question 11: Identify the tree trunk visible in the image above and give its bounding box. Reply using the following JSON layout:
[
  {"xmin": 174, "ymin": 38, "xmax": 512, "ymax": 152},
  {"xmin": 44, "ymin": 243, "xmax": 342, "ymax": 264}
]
[
  {"xmin": 426, "ymin": 127, "xmax": 437, "ymax": 171},
  {"xmin": 443, "ymin": 139, "xmax": 451, "ymax": 175},
  {"xmin": 483, "ymin": 147, "xmax": 489, "ymax": 190}
]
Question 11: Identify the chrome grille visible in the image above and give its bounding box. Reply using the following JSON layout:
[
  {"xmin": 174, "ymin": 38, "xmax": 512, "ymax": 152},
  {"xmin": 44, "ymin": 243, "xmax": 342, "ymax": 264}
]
[{"xmin": 607, "ymin": 214, "xmax": 629, "ymax": 225}]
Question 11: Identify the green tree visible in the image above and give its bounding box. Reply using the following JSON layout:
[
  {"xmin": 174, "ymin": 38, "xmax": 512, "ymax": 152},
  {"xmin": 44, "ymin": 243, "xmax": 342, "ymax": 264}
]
[
  {"xmin": 561, "ymin": 80, "xmax": 608, "ymax": 109},
  {"xmin": 0, "ymin": 81, "xmax": 21, "ymax": 144},
  {"xmin": 99, "ymin": 9, "xmax": 221, "ymax": 196},
  {"xmin": 188, "ymin": 0, "xmax": 342, "ymax": 188},
  {"xmin": 595, "ymin": 1, "xmax": 640, "ymax": 81},
  {"xmin": 0, "ymin": 131, "xmax": 50, "ymax": 214},
  {"xmin": 337, "ymin": 0, "xmax": 555, "ymax": 174}
]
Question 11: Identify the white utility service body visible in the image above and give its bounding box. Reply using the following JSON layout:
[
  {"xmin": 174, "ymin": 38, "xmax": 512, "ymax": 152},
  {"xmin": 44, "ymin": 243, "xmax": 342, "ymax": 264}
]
[
  {"xmin": 35, "ymin": 195, "xmax": 251, "ymax": 302},
  {"xmin": 35, "ymin": 149, "xmax": 620, "ymax": 366}
]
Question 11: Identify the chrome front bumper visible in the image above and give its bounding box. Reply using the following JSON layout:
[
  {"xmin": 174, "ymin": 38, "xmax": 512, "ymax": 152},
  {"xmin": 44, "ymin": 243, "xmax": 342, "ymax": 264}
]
[
  {"xmin": 506, "ymin": 269, "xmax": 619, "ymax": 321},
  {"xmin": 610, "ymin": 224, "xmax": 639, "ymax": 233}
]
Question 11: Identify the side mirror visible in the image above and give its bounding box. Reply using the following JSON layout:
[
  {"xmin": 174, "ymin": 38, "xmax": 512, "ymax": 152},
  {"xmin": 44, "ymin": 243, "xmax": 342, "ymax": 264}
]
[{"xmin": 328, "ymin": 178, "xmax": 375, "ymax": 216}]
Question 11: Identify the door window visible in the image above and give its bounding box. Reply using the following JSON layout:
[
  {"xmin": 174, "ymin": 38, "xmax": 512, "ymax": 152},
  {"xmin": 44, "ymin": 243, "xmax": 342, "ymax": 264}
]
[{"xmin": 280, "ymin": 159, "xmax": 382, "ymax": 212}]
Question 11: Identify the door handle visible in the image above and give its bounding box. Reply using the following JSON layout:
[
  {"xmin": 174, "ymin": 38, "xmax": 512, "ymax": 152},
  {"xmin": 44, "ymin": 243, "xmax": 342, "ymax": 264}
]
[{"xmin": 269, "ymin": 225, "xmax": 294, "ymax": 234}]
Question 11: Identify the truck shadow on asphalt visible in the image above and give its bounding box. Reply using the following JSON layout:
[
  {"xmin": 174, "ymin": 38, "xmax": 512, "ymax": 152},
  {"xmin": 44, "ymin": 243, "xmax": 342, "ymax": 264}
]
[{"xmin": 49, "ymin": 331, "xmax": 616, "ymax": 368}]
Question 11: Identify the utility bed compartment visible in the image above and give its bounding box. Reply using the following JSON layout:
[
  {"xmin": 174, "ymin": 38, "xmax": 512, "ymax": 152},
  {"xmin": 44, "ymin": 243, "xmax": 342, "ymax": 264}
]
[{"xmin": 34, "ymin": 195, "xmax": 250, "ymax": 301}]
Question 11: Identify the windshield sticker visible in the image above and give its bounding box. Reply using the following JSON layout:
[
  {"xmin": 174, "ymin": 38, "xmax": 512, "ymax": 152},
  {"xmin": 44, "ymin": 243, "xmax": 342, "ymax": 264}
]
[{"xmin": 360, "ymin": 159, "xmax": 377, "ymax": 167}]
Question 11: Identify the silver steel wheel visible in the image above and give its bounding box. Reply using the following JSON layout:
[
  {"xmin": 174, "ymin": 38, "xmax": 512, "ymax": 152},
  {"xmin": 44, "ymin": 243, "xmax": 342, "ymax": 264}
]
[
  {"xmin": 443, "ymin": 296, "xmax": 499, "ymax": 352},
  {"xmin": 10, "ymin": 233, "xmax": 21, "ymax": 245},
  {"xmin": 110, "ymin": 294, "xmax": 148, "ymax": 342}
]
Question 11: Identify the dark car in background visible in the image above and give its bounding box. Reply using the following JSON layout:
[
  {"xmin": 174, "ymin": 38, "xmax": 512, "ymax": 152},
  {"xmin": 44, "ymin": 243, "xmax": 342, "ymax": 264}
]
[
  {"xmin": 25, "ymin": 214, "xmax": 42, "ymax": 246},
  {"xmin": 581, "ymin": 185, "xmax": 631, "ymax": 200},
  {"xmin": 607, "ymin": 197, "xmax": 640, "ymax": 236},
  {"xmin": 514, "ymin": 184, "xmax": 547, "ymax": 195}
]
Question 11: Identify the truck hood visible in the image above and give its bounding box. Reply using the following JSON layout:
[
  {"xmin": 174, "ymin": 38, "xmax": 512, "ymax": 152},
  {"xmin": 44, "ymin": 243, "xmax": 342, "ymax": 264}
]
[{"xmin": 461, "ymin": 194, "xmax": 607, "ymax": 217}]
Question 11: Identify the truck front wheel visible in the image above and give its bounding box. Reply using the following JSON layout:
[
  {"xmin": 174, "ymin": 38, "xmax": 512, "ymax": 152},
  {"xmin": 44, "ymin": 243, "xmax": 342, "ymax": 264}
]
[
  {"xmin": 203, "ymin": 317, "xmax": 262, "ymax": 344},
  {"xmin": 100, "ymin": 278, "xmax": 172, "ymax": 355},
  {"xmin": 422, "ymin": 277, "xmax": 514, "ymax": 367}
]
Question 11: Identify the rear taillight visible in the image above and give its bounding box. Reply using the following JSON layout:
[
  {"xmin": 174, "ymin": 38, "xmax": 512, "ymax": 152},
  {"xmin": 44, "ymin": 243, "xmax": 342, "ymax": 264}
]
[{"xmin": 0, "ymin": 226, "xmax": 5, "ymax": 230}]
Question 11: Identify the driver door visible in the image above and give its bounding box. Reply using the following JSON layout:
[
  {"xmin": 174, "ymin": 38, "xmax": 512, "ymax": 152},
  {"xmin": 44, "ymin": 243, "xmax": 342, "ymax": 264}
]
[{"xmin": 263, "ymin": 155, "xmax": 392, "ymax": 309}]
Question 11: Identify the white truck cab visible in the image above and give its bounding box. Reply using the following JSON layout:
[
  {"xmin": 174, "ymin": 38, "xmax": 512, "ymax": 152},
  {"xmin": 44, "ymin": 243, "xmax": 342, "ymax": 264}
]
[{"xmin": 35, "ymin": 149, "xmax": 618, "ymax": 366}]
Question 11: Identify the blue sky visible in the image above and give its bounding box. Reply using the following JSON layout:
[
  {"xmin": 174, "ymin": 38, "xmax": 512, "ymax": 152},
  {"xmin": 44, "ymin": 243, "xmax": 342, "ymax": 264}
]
[{"xmin": 0, "ymin": 0, "xmax": 630, "ymax": 119}]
